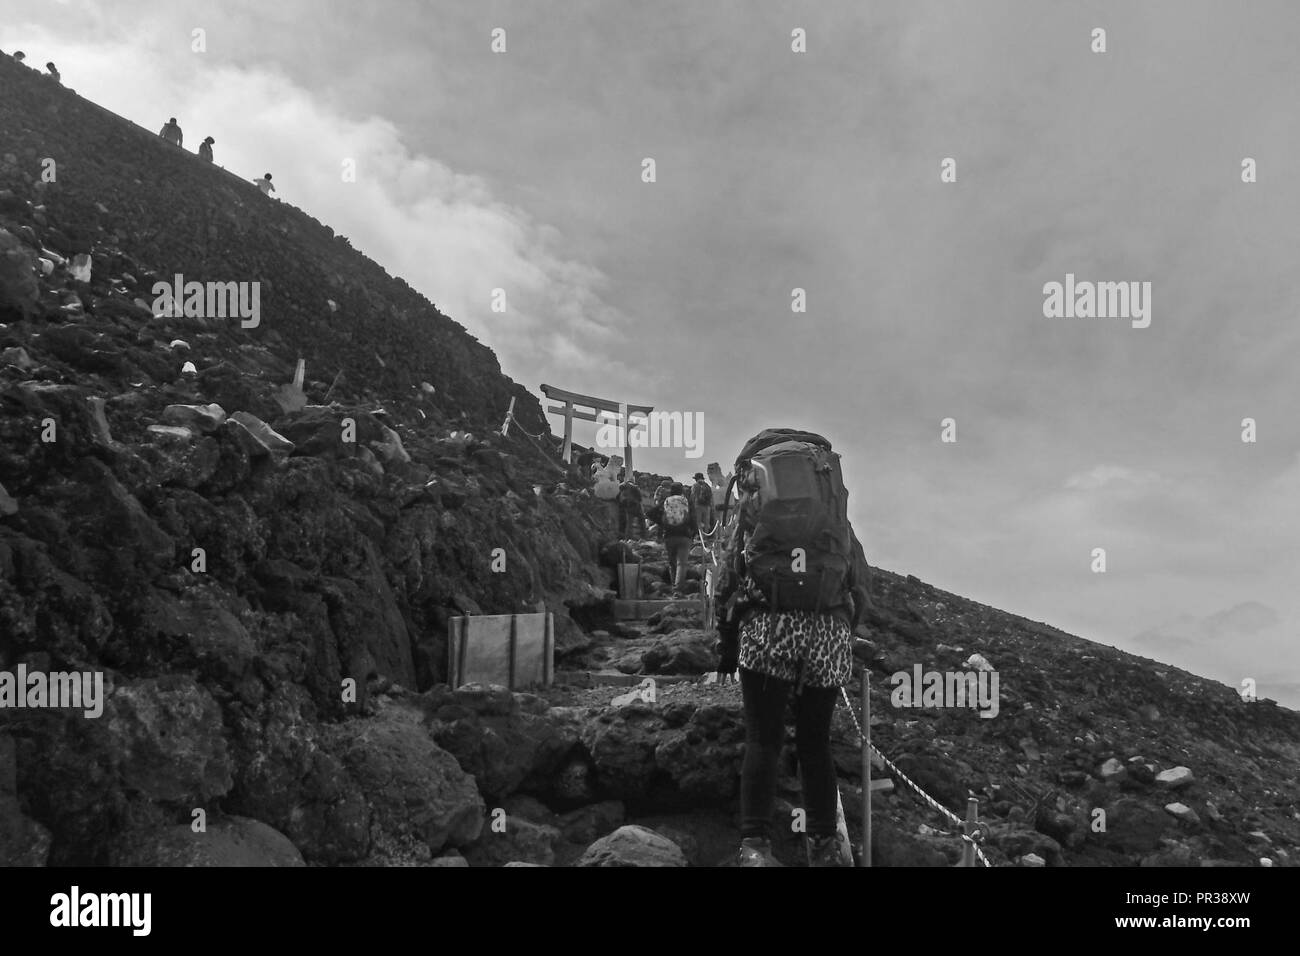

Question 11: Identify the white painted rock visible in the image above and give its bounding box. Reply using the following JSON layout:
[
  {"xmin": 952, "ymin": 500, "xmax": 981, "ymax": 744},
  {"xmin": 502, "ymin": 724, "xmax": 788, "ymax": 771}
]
[
  {"xmin": 147, "ymin": 424, "xmax": 194, "ymax": 443},
  {"xmin": 69, "ymin": 253, "xmax": 92, "ymax": 282},
  {"xmin": 1155, "ymin": 766, "xmax": 1194, "ymax": 790},
  {"xmin": 164, "ymin": 403, "xmax": 226, "ymax": 433},
  {"xmin": 1099, "ymin": 758, "xmax": 1126, "ymax": 781}
]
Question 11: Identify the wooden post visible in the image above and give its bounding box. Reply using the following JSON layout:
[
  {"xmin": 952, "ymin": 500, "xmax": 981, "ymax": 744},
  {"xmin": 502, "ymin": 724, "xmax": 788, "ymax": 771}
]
[
  {"xmin": 560, "ymin": 401, "xmax": 574, "ymax": 463},
  {"xmin": 961, "ymin": 797, "xmax": 978, "ymax": 867},
  {"xmin": 621, "ymin": 404, "xmax": 632, "ymax": 475},
  {"xmin": 543, "ymin": 612, "xmax": 554, "ymax": 686},
  {"xmin": 500, "ymin": 396, "xmax": 516, "ymax": 437},
  {"xmin": 861, "ymin": 673, "xmax": 872, "ymax": 867}
]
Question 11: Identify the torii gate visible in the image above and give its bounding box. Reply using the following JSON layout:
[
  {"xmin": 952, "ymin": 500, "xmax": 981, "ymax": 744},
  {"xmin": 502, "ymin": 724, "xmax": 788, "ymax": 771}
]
[{"xmin": 540, "ymin": 384, "xmax": 653, "ymax": 474}]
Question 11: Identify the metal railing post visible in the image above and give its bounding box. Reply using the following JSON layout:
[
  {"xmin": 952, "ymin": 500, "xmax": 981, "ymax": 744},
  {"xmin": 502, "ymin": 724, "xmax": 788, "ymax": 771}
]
[{"xmin": 861, "ymin": 672, "xmax": 872, "ymax": 867}]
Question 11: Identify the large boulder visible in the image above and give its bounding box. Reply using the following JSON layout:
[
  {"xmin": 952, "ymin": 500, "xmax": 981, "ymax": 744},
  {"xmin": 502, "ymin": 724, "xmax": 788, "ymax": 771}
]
[
  {"xmin": 578, "ymin": 699, "xmax": 745, "ymax": 810},
  {"xmin": 0, "ymin": 733, "xmax": 51, "ymax": 866},
  {"xmin": 325, "ymin": 699, "xmax": 485, "ymax": 855},
  {"xmin": 225, "ymin": 686, "xmax": 372, "ymax": 864},
  {"xmin": 14, "ymin": 674, "xmax": 234, "ymax": 862},
  {"xmin": 464, "ymin": 815, "xmax": 560, "ymax": 867},
  {"xmin": 107, "ymin": 816, "xmax": 305, "ymax": 866},
  {"xmin": 641, "ymin": 629, "xmax": 714, "ymax": 674},
  {"xmin": 136, "ymin": 587, "xmax": 258, "ymax": 682},
  {"xmin": 1100, "ymin": 797, "xmax": 1173, "ymax": 854},
  {"xmin": 576, "ymin": 825, "xmax": 687, "ymax": 867},
  {"xmin": 424, "ymin": 684, "xmax": 581, "ymax": 803}
]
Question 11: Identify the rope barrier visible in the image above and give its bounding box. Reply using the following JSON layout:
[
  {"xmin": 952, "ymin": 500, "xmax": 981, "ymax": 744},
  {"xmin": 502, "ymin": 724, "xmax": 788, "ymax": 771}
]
[
  {"xmin": 506, "ymin": 417, "xmax": 567, "ymax": 474},
  {"xmin": 839, "ymin": 685, "xmax": 992, "ymax": 867},
  {"xmin": 504, "ymin": 410, "xmax": 552, "ymax": 441}
]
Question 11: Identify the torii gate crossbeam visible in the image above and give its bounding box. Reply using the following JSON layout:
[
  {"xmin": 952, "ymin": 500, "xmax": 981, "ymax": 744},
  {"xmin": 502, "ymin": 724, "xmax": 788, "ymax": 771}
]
[{"xmin": 540, "ymin": 384, "xmax": 654, "ymax": 474}]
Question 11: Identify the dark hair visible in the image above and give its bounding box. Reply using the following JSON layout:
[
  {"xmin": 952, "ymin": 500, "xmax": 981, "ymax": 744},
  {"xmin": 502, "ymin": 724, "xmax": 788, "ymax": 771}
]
[
  {"xmin": 669, "ymin": 482, "xmax": 684, "ymax": 495},
  {"xmin": 47, "ymin": 62, "xmax": 56, "ymax": 69},
  {"xmin": 264, "ymin": 173, "xmax": 272, "ymax": 179},
  {"xmin": 693, "ymin": 472, "xmax": 705, "ymax": 480},
  {"xmin": 169, "ymin": 117, "xmax": 176, "ymax": 123}
]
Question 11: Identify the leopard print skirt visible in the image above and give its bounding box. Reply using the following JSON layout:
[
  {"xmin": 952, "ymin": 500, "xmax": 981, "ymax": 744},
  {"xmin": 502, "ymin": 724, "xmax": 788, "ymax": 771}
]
[{"xmin": 737, "ymin": 608, "xmax": 853, "ymax": 689}]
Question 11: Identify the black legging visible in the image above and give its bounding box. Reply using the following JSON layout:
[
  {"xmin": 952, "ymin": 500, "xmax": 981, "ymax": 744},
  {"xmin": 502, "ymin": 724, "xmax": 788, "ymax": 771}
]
[{"xmin": 739, "ymin": 668, "xmax": 839, "ymax": 840}]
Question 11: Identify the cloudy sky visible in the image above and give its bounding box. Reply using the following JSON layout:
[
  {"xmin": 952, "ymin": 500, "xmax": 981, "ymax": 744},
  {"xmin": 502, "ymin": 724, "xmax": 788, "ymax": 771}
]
[{"xmin": 4, "ymin": 0, "xmax": 1298, "ymax": 706}]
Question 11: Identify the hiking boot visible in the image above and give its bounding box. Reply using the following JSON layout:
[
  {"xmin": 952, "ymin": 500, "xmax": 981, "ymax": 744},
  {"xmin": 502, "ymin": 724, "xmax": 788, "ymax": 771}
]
[
  {"xmin": 806, "ymin": 834, "xmax": 846, "ymax": 868},
  {"xmin": 737, "ymin": 837, "xmax": 782, "ymax": 867}
]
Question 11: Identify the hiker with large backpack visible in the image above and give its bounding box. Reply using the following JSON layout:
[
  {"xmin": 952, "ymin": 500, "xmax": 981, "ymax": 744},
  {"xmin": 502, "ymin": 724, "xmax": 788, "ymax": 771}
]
[
  {"xmin": 660, "ymin": 482, "xmax": 698, "ymax": 597},
  {"xmin": 713, "ymin": 429, "xmax": 872, "ymax": 868}
]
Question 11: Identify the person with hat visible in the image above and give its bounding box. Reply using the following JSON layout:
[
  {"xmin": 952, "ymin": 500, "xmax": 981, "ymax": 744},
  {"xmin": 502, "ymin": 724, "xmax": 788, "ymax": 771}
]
[{"xmin": 690, "ymin": 471, "xmax": 715, "ymax": 534}]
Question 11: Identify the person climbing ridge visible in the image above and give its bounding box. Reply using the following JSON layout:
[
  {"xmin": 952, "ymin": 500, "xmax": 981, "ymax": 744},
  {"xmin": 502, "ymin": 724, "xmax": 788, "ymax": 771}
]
[
  {"xmin": 198, "ymin": 136, "xmax": 215, "ymax": 162},
  {"xmin": 159, "ymin": 117, "xmax": 183, "ymax": 147},
  {"xmin": 256, "ymin": 172, "xmax": 276, "ymax": 196},
  {"xmin": 713, "ymin": 428, "xmax": 873, "ymax": 868}
]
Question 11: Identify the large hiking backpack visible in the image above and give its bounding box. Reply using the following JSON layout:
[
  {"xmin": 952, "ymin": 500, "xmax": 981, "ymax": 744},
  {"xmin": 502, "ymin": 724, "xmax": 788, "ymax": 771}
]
[
  {"xmin": 661, "ymin": 494, "xmax": 691, "ymax": 531},
  {"xmin": 732, "ymin": 428, "xmax": 852, "ymax": 613}
]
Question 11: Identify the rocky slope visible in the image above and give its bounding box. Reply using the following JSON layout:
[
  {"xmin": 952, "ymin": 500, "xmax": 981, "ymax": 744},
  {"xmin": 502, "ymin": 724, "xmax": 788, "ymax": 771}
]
[
  {"xmin": 0, "ymin": 54, "xmax": 614, "ymax": 866},
  {"xmin": 2, "ymin": 52, "xmax": 1298, "ymax": 868}
]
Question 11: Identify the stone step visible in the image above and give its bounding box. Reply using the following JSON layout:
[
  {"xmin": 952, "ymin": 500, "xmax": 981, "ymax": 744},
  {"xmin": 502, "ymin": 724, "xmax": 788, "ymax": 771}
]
[
  {"xmin": 613, "ymin": 598, "xmax": 702, "ymax": 620},
  {"xmin": 554, "ymin": 670, "xmax": 703, "ymax": 688}
]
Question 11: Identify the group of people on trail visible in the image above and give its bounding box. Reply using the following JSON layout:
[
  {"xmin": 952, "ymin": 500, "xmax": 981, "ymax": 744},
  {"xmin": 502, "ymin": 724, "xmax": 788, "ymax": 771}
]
[
  {"xmin": 602, "ymin": 470, "xmax": 716, "ymax": 599},
  {"xmin": 7, "ymin": 50, "xmax": 60, "ymax": 83},
  {"xmin": 7, "ymin": 49, "xmax": 277, "ymax": 197},
  {"xmin": 157, "ymin": 116, "xmax": 276, "ymax": 196}
]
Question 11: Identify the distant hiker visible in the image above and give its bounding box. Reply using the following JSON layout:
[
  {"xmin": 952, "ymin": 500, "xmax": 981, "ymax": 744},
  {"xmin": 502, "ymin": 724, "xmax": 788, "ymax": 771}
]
[
  {"xmin": 616, "ymin": 473, "xmax": 645, "ymax": 539},
  {"xmin": 648, "ymin": 478, "xmax": 673, "ymax": 538},
  {"xmin": 256, "ymin": 173, "xmax": 276, "ymax": 196},
  {"xmin": 198, "ymin": 137, "xmax": 214, "ymax": 162},
  {"xmin": 159, "ymin": 117, "xmax": 183, "ymax": 147},
  {"xmin": 714, "ymin": 428, "xmax": 873, "ymax": 868},
  {"xmin": 45, "ymin": 62, "xmax": 59, "ymax": 82},
  {"xmin": 12, "ymin": 52, "xmax": 25, "ymax": 64},
  {"xmin": 660, "ymin": 482, "xmax": 697, "ymax": 596},
  {"xmin": 652, "ymin": 479, "xmax": 672, "ymax": 508},
  {"xmin": 690, "ymin": 472, "xmax": 714, "ymax": 533}
]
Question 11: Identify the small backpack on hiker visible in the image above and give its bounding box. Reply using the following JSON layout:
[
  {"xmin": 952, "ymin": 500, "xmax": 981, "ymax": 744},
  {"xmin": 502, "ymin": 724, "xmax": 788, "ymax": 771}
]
[{"xmin": 661, "ymin": 493, "xmax": 691, "ymax": 534}]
